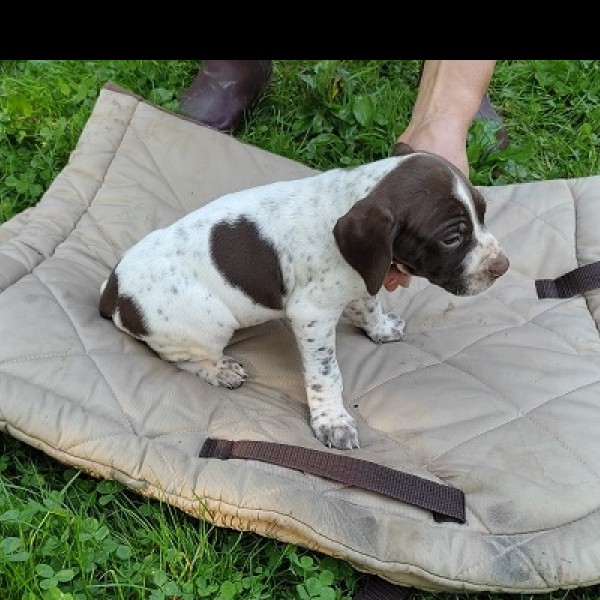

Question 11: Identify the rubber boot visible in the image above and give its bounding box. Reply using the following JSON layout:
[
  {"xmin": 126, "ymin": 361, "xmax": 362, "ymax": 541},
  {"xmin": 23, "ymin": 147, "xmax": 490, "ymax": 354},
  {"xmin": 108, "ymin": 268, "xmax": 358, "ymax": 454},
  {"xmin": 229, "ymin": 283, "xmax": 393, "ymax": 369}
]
[
  {"xmin": 475, "ymin": 91, "xmax": 509, "ymax": 151},
  {"xmin": 179, "ymin": 60, "xmax": 272, "ymax": 132}
]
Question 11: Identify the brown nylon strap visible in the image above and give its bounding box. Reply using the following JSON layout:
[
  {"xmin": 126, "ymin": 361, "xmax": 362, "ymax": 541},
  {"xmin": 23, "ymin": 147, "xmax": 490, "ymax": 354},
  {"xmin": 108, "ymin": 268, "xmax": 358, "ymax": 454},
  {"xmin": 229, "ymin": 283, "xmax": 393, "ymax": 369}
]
[
  {"xmin": 536, "ymin": 261, "xmax": 600, "ymax": 298},
  {"xmin": 353, "ymin": 577, "xmax": 414, "ymax": 600},
  {"xmin": 199, "ymin": 438, "xmax": 466, "ymax": 523}
]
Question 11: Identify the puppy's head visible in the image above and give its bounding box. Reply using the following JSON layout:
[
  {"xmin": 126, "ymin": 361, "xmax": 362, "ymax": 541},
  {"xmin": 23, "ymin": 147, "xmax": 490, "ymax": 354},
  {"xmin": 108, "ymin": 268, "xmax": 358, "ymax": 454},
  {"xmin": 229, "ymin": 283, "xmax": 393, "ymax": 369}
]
[{"xmin": 334, "ymin": 143, "xmax": 509, "ymax": 296}]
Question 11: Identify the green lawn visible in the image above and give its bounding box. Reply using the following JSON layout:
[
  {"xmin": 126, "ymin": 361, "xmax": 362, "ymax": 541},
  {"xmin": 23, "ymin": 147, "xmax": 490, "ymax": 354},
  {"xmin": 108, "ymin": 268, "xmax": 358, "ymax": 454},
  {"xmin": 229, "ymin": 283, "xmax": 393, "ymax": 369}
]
[{"xmin": 1, "ymin": 59, "xmax": 599, "ymax": 599}]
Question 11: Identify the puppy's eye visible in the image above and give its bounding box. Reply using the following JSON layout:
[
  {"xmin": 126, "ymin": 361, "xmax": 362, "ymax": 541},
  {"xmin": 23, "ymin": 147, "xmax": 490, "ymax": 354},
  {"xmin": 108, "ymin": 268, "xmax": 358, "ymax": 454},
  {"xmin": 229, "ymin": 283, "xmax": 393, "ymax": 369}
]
[
  {"xmin": 439, "ymin": 221, "xmax": 468, "ymax": 249},
  {"xmin": 440, "ymin": 233, "xmax": 463, "ymax": 248}
]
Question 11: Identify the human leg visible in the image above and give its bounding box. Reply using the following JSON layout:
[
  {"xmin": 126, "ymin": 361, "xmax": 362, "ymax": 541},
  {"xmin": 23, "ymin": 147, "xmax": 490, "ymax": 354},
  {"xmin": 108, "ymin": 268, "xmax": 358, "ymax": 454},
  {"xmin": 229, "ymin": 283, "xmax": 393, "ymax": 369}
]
[{"xmin": 397, "ymin": 60, "xmax": 504, "ymax": 175}]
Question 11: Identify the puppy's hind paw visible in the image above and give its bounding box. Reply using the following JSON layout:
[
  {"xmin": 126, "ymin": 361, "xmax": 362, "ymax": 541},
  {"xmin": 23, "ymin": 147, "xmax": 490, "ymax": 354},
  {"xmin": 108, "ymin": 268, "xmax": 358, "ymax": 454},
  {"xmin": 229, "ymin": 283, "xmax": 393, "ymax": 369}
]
[
  {"xmin": 311, "ymin": 412, "xmax": 359, "ymax": 450},
  {"xmin": 367, "ymin": 312, "xmax": 405, "ymax": 344},
  {"xmin": 178, "ymin": 355, "xmax": 248, "ymax": 389},
  {"xmin": 214, "ymin": 356, "xmax": 248, "ymax": 389}
]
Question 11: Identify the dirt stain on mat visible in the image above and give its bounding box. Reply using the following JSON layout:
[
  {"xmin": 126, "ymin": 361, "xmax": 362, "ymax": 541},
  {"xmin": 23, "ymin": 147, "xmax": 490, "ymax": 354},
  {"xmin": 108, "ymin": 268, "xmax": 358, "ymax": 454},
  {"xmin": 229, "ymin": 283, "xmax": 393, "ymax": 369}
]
[{"xmin": 486, "ymin": 500, "xmax": 516, "ymax": 529}]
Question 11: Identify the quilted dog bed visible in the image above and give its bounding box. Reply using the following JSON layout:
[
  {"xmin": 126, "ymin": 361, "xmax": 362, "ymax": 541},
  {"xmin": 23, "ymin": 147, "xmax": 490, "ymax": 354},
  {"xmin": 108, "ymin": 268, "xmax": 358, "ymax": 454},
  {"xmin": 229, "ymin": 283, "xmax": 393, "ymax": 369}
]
[{"xmin": 2, "ymin": 82, "xmax": 600, "ymax": 594}]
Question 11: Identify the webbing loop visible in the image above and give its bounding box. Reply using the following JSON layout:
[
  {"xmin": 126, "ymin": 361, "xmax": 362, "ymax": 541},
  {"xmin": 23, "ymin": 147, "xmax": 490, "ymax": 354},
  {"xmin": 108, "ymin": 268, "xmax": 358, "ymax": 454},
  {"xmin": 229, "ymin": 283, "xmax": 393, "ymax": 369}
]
[{"xmin": 200, "ymin": 438, "xmax": 466, "ymax": 524}]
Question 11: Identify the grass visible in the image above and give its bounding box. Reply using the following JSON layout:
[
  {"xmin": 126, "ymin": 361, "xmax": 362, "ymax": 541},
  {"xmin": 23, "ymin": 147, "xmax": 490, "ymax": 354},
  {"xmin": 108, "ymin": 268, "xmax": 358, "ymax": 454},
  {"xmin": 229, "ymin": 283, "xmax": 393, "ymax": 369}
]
[{"xmin": 1, "ymin": 59, "xmax": 600, "ymax": 599}]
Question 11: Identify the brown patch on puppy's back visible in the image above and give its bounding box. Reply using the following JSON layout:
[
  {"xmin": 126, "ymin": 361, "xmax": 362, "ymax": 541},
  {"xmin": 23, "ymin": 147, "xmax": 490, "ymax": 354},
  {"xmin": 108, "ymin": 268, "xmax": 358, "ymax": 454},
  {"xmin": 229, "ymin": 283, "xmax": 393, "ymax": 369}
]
[
  {"xmin": 99, "ymin": 268, "xmax": 149, "ymax": 337},
  {"xmin": 210, "ymin": 217, "xmax": 285, "ymax": 310}
]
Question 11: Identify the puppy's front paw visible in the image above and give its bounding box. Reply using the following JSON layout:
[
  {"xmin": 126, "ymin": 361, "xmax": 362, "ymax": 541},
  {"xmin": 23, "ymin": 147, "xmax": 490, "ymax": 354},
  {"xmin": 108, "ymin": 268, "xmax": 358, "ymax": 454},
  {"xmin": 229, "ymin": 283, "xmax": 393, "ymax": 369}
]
[
  {"xmin": 367, "ymin": 311, "xmax": 405, "ymax": 344},
  {"xmin": 311, "ymin": 411, "xmax": 359, "ymax": 450}
]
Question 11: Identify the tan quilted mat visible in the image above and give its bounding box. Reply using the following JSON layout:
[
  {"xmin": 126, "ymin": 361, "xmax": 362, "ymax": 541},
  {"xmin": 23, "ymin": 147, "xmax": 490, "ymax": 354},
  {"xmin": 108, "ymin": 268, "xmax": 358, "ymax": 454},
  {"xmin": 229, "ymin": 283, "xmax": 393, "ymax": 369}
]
[{"xmin": 1, "ymin": 83, "xmax": 600, "ymax": 593}]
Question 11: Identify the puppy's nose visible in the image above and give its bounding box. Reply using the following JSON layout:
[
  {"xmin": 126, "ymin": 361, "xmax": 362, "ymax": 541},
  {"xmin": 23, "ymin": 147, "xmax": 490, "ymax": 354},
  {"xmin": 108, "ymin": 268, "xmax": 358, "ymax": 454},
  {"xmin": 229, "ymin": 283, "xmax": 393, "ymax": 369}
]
[{"xmin": 489, "ymin": 253, "xmax": 510, "ymax": 278}]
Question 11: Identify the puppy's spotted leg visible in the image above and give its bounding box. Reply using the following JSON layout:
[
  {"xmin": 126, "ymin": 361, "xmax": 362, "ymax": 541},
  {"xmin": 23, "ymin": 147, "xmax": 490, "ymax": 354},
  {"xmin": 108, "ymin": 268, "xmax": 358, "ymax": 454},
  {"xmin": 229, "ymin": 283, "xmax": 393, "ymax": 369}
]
[
  {"xmin": 288, "ymin": 309, "xmax": 359, "ymax": 450},
  {"xmin": 344, "ymin": 294, "xmax": 405, "ymax": 344}
]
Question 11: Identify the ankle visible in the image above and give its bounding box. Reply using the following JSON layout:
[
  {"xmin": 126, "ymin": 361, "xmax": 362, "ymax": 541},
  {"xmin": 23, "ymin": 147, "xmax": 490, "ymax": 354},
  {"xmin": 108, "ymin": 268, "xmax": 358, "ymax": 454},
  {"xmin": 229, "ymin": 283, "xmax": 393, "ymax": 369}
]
[{"xmin": 397, "ymin": 116, "xmax": 469, "ymax": 175}]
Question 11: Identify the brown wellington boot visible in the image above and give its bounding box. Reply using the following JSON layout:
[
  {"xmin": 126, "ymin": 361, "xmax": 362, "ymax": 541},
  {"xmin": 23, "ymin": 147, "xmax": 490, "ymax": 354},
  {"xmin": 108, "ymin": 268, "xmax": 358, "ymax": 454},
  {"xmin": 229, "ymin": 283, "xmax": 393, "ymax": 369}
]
[
  {"xmin": 475, "ymin": 92, "xmax": 509, "ymax": 151},
  {"xmin": 179, "ymin": 60, "xmax": 272, "ymax": 132}
]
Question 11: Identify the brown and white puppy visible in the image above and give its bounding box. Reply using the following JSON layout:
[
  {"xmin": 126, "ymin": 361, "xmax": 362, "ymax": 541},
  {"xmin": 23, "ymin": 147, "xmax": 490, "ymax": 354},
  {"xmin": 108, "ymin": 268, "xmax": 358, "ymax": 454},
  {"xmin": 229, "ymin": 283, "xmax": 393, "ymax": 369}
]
[{"xmin": 99, "ymin": 143, "xmax": 509, "ymax": 450}]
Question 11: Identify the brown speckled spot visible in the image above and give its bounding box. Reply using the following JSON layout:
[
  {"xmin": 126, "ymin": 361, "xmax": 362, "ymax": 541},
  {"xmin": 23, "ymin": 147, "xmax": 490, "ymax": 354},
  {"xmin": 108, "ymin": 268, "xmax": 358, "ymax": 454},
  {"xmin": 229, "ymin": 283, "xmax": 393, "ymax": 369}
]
[{"xmin": 210, "ymin": 217, "xmax": 285, "ymax": 310}]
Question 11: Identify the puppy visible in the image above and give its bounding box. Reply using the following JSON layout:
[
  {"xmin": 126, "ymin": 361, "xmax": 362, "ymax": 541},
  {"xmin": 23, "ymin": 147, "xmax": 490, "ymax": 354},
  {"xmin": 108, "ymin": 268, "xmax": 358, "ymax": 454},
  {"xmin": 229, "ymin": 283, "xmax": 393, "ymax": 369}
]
[{"xmin": 99, "ymin": 143, "xmax": 509, "ymax": 450}]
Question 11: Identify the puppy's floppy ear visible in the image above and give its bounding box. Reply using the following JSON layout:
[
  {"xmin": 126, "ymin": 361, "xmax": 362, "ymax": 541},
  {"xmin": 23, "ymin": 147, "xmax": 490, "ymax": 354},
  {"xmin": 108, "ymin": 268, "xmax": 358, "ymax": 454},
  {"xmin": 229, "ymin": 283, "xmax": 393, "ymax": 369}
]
[
  {"xmin": 334, "ymin": 198, "xmax": 395, "ymax": 296},
  {"xmin": 392, "ymin": 141, "xmax": 414, "ymax": 156}
]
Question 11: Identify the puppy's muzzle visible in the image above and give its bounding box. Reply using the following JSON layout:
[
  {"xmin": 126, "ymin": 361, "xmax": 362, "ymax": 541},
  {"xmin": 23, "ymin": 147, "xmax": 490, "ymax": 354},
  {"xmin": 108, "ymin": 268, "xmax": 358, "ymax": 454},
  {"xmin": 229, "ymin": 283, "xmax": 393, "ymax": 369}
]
[{"xmin": 465, "ymin": 248, "xmax": 510, "ymax": 295}]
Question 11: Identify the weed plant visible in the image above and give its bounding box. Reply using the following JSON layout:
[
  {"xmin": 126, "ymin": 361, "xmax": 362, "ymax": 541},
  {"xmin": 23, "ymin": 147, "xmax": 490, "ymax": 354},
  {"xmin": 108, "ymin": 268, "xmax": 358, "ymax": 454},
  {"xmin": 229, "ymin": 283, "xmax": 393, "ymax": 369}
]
[{"xmin": 1, "ymin": 60, "xmax": 600, "ymax": 599}]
